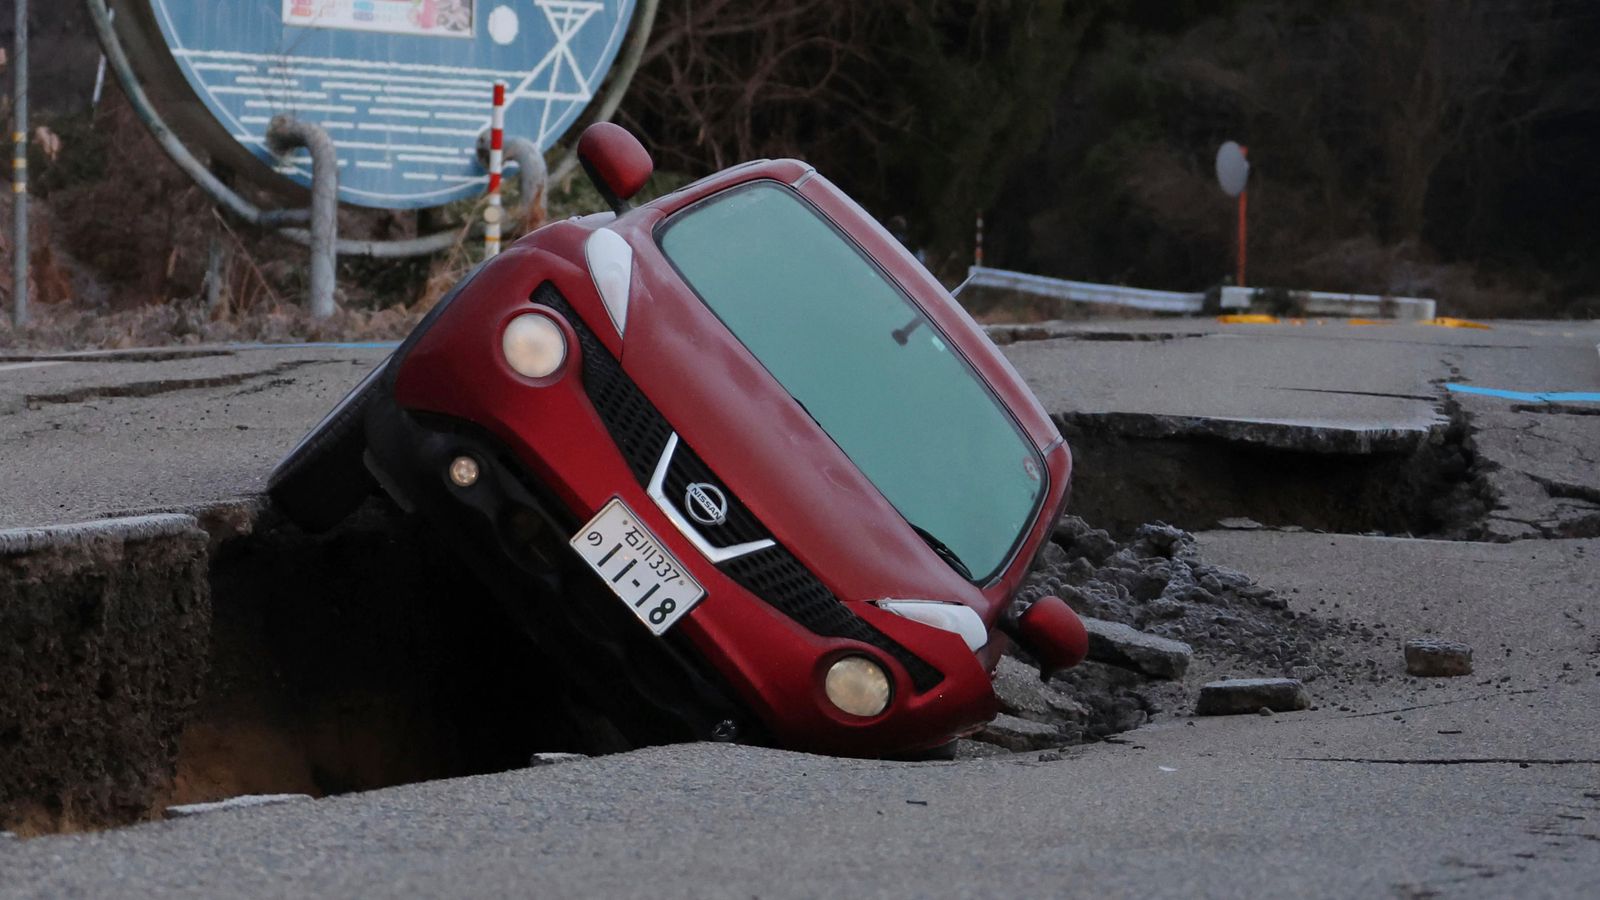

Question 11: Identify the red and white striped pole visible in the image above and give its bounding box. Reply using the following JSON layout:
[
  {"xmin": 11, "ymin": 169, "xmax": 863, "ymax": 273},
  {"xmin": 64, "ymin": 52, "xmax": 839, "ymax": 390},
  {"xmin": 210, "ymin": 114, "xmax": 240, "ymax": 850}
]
[
  {"xmin": 974, "ymin": 214, "xmax": 984, "ymax": 269},
  {"xmin": 484, "ymin": 80, "xmax": 506, "ymax": 258}
]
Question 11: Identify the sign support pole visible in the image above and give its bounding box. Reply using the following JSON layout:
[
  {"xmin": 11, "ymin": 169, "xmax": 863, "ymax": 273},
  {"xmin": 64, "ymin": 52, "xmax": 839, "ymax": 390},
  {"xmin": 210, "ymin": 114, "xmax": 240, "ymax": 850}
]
[
  {"xmin": 11, "ymin": 0, "xmax": 28, "ymax": 326},
  {"xmin": 484, "ymin": 81, "xmax": 506, "ymax": 259},
  {"xmin": 1237, "ymin": 188, "xmax": 1247, "ymax": 288},
  {"xmin": 1235, "ymin": 144, "xmax": 1248, "ymax": 288}
]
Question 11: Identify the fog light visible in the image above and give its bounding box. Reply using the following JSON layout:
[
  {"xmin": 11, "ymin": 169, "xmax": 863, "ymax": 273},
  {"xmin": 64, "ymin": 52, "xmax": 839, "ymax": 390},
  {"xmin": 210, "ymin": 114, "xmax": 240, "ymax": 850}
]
[
  {"xmin": 502, "ymin": 313, "xmax": 567, "ymax": 379},
  {"xmin": 824, "ymin": 656, "xmax": 891, "ymax": 718},
  {"xmin": 448, "ymin": 455, "xmax": 480, "ymax": 488}
]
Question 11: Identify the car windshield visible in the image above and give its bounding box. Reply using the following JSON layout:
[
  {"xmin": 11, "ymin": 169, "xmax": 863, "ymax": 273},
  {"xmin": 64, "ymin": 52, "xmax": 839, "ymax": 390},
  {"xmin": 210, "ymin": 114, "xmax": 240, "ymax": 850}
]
[{"xmin": 658, "ymin": 181, "xmax": 1046, "ymax": 582}]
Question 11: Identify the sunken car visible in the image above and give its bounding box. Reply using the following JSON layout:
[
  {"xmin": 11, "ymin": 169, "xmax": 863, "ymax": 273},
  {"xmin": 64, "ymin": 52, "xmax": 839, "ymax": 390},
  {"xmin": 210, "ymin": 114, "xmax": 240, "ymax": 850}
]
[{"xmin": 269, "ymin": 124, "xmax": 1087, "ymax": 757}]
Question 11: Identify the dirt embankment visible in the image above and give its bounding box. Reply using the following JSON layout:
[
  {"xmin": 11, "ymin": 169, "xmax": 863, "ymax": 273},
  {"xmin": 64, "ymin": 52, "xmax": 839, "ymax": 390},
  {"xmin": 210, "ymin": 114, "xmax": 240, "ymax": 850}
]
[{"xmin": 0, "ymin": 517, "xmax": 210, "ymax": 835}]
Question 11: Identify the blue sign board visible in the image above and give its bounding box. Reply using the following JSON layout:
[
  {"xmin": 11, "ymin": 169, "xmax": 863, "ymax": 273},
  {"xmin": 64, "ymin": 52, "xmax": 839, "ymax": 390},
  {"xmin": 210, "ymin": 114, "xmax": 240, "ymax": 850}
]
[{"xmin": 145, "ymin": 1, "xmax": 637, "ymax": 208}]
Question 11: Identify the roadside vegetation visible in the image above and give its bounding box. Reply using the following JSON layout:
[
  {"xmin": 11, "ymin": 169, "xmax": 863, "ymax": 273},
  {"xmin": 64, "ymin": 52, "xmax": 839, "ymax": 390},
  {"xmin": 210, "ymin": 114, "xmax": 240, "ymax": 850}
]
[{"xmin": 1, "ymin": 0, "xmax": 1595, "ymax": 348}]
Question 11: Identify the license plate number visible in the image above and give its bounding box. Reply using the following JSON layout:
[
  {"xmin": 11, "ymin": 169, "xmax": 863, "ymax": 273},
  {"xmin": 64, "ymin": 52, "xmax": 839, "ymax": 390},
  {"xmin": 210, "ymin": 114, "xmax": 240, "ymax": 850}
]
[{"xmin": 570, "ymin": 498, "xmax": 705, "ymax": 635}]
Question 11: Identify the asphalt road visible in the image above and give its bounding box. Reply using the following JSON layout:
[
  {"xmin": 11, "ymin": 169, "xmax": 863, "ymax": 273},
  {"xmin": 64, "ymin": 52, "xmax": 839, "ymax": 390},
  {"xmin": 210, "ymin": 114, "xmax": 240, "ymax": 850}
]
[
  {"xmin": 3, "ymin": 318, "xmax": 1595, "ymax": 530},
  {"xmin": 0, "ymin": 346, "xmax": 390, "ymax": 529},
  {"xmin": 3, "ymin": 321, "xmax": 1599, "ymax": 897},
  {"xmin": 4, "ymin": 630, "xmax": 1596, "ymax": 898}
]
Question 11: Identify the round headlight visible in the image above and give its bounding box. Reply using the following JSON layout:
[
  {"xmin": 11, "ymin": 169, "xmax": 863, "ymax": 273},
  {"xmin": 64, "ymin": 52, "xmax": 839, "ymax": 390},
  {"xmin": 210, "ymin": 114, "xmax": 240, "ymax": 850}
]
[
  {"xmin": 824, "ymin": 656, "xmax": 891, "ymax": 718},
  {"xmin": 502, "ymin": 313, "xmax": 567, "ymax": 379}
]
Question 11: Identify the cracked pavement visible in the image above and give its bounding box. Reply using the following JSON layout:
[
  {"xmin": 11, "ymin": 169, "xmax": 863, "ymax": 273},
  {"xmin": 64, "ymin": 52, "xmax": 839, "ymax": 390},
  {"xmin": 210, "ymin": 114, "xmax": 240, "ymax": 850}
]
[
  {"xmin": 0, "ymin": 346, "xmax": 391, "ymax": 529},
  {"xmin": 2, "ymin": 320, "xmax": 1595, "ymax": 536},
  {"xmin": 3, "ymin": 321, "xmax": 1599, "ymax": 896},
  {"xmin": 1004, "ymin": 318, "xmax": 1600, "ymax": 538}
]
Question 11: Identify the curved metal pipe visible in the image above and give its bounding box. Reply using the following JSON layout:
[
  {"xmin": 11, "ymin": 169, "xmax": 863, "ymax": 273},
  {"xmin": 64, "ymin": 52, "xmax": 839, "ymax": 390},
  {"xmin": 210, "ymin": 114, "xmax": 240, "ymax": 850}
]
[
  {"xmin": 266, "ymin": 117, "xmax": 338, "ymax": 318},
  {"xmin": 87, "ymin": 0, "xmax": 649, "ymax": 257},
  {"xmin": 88, "ymin": 0, "xmax": 460, "ymax": 256},
  {"xmin": 87, "ymin": 0, "xmax": 305, "ymax": 228},
  {"xmin": 504, "ymin": 138, "xmax": 549, "ymax": 230},
  {"xmin": 480, "ymin": 134, "xmax": 549, "ymax": 230}
]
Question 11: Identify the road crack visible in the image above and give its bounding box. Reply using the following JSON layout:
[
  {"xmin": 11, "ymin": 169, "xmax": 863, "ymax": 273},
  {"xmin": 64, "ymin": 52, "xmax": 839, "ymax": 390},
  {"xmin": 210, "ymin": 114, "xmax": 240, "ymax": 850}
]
[
  {"xmin": 22, "ymin": 360, "xmax": 321, "ymax": 409},
  {"xmin": 1289, "ymin": 757, "xmax": 1600, "ymax": 766}
]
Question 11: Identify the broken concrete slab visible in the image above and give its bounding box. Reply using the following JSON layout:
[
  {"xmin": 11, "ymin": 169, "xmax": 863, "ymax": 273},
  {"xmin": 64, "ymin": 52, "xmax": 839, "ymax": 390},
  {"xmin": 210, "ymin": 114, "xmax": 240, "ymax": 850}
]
[
  {"xmin": 1452, "ymin": 392, "xmax": 1600, "ymax": 540},
  {"xmin": 1081, "ymin": 617, "xmax": 1193, "ymax": 680},
  {"xmin": 951, "ymin": 739, "xmax": 1011, "ymax": 760},
  {"xmin": 1194, "ymin": 678, "xmax": 1311, "ymax": 716},
  {"xmin": 990, "ymin": 656, "xmax": 1090, "ymax": 723},
  {"xmin": 971, "ymin": 714, "xmax": 1061, "ymax": 752},
  {"xmin": 1404, "ymin": 639, "xmax": 1474, "ymax": 677},
  {"xmin": 164, "ymin": 794, "xmax": 311, "ymax": 820},
  {"xmin": 0, "ymin": 515, "xmax": 211, "ymax": 833}
]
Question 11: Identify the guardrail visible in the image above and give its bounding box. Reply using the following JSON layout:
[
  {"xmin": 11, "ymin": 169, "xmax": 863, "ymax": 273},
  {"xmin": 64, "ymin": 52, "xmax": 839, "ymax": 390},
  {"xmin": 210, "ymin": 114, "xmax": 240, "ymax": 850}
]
[
  {"xmin": 963, "ymin": 266, "xmax": 1438, "ymax": 320},
  {"xmin": 963, "ymin": 266, "xmax": 1209, "ymax": 314},
  {"xmin": 1219, "ymin": 287, "xmax": 1436, "ymax": 320}
]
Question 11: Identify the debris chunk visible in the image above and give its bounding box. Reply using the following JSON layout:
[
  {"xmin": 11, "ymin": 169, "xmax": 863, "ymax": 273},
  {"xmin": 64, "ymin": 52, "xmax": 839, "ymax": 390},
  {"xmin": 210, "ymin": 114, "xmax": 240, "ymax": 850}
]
[
  {"xmin": 1195, "ymin": 678, "xmax": 1310, "ymax": 716},
  {"xmin": 991, "ymin": 656, "xmax": 1090, "ymax": 722},
  {"xmin": 1081, "ymin": 617, "xmax": 1193, "ymax": 680},
  {"xmin": 1289, "ymin": 665, "xmax": 1325, "ymax": 683},
  {"xmin": 953, "ymin": 739, "xmax": 1011, "ymax": 760},
  {"xmin": 528, "ymin": 752, "xmax": 589, "ymax": 767},
  {"xmin": 164, "ymin": 794, "xmax": 310, "ymax": 820},
  {"xmin": 1404, "ymin": 639, "xmax": 1474, "ymax": 677},
  {"xmin": 972, "ymin": 714, "xmax": 1061, "ymax": 752}
]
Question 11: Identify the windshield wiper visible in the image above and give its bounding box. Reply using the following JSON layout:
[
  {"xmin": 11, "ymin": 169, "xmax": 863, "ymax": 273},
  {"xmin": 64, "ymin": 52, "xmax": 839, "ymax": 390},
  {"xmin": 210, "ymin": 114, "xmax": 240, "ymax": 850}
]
[
  {"xmin": 891, "ymin": 315, "xmax": 924, "ymax": 346},
  {"xmin": 909, "ymin": 522, "xmax": 973, "ymax": 581}
]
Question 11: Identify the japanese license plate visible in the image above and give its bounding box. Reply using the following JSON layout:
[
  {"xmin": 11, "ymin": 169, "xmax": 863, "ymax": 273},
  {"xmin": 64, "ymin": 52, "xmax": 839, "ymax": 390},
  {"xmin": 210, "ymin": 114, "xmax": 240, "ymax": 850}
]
[{"xmin": 570, "ymin": 498, "xmax": 705, "ymax": 636}]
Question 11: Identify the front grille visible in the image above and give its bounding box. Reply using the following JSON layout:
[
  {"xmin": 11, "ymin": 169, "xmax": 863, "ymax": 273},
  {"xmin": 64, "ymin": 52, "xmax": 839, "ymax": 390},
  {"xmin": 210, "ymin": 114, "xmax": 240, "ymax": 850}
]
[
  {"xmin": 535, "ymin": 281, "xmax": 670, "ymax": 484},
  {"xmin": 660, "ymin": 438, "xmax": 769, "ymax": 548},
  {"xmin": 534, "ymin": 281, "xmax": 944, "ymax": 693},
  {"xmin": 721, "ymin": 548, "xmax": 946, "ymax": 692}
]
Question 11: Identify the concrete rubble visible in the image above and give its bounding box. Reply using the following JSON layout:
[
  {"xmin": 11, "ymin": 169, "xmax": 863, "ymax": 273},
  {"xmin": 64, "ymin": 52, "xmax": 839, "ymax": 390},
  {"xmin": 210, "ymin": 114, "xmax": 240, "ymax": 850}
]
[
  {"xmin": 1194, "ymin": 678, "xmax": 1311, "ymax": 716},
  {"xmin": 981, "ymin": 515, "xmax": 1378, "ymax": 743},
  {"xmin": 1403, "ymin": 638, "xmax": 1474, "ymax": 677}
]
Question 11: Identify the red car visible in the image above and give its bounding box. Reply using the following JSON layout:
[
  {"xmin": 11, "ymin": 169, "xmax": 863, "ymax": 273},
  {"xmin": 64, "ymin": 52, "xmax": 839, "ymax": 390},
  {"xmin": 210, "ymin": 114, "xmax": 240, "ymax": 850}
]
[{"xmin": 270, "ymin": 124, "xmax": 1087, "ymax": 757}]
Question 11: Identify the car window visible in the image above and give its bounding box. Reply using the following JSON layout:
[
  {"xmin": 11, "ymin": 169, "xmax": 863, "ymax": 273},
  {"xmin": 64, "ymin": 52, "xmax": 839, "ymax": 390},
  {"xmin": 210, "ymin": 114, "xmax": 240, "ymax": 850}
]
[{"xmin": 658, "ymin": 182, "xmax": 1045, "ymax": 582}]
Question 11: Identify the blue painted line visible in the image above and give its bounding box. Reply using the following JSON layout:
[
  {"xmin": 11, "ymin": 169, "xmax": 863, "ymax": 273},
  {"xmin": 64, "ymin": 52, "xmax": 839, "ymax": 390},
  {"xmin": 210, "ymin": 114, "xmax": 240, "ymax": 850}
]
[{"xmin": 1445, "ymin": 383, "xmax": 1600, "ymax": 404}]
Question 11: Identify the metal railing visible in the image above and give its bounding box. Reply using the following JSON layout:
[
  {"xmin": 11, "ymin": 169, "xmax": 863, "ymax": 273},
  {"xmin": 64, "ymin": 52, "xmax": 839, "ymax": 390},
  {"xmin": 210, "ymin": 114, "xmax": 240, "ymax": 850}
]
[
  {"xmin": 964, "ymin": 266, "xmax": 1438, "ymax": 320},
  {"xmin": 963, "ymin": 266, "xmax": 1208, "ymax": 314}
]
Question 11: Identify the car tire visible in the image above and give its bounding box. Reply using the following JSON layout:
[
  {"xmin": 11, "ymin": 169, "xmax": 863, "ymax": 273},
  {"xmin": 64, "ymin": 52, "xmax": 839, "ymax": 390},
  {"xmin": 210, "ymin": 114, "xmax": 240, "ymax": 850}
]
[{"xmin": 267, "ymin": 359, "xmax": 387, "ymax": 532}]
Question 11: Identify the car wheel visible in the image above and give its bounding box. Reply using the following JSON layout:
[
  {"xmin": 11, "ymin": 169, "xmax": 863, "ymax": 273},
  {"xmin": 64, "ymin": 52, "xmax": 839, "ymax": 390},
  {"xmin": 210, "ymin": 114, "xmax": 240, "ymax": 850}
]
[{"xmin": 267, "ymin": 359, "xmax": 387, "ymax": 531}]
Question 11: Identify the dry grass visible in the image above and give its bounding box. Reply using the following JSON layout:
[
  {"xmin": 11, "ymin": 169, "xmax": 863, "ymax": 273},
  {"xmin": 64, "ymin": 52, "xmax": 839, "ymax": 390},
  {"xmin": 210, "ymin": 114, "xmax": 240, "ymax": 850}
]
[{"xmin": 0, "ymin": 298, "xmax": 427, "ymax": 351}]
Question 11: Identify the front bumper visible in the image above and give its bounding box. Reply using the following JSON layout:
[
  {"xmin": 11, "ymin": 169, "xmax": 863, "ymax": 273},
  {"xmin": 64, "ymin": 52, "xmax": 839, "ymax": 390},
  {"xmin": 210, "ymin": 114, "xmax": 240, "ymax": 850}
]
[{"xmin": 363, "ymin": 391, "xmax": 749, "ymax": 747}]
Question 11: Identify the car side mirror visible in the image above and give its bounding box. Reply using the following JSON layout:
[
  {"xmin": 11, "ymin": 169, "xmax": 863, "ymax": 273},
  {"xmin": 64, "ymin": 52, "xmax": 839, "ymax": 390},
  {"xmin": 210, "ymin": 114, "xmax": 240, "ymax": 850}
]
[{"xmin": 578, "ymin": 123, "xmax": 654, "ymax": 215}]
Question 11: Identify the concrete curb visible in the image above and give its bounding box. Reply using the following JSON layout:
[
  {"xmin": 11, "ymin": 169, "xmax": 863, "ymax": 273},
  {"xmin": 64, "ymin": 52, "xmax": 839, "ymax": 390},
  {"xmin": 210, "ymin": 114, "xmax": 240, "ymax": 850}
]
[{"xmin": 0, "ymin": 513, "xmax": 203, "ymax": 554}]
